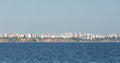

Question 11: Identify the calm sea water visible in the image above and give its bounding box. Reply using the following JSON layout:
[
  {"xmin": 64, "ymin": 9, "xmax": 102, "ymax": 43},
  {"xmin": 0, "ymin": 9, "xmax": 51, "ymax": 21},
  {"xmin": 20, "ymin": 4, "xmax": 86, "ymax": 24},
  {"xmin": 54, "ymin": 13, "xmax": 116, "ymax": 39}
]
[{"xmin": 0, "ymin": 42, "xmax": 120, "ymax": 63}]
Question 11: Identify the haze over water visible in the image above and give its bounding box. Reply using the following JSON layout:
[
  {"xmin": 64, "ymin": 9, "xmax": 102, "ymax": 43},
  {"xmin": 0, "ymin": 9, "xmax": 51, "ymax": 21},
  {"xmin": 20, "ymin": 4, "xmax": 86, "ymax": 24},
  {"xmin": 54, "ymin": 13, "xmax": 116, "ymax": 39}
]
[{"xmin": 0, "ymin": 0, "xmax": 120, "ymax": 33}]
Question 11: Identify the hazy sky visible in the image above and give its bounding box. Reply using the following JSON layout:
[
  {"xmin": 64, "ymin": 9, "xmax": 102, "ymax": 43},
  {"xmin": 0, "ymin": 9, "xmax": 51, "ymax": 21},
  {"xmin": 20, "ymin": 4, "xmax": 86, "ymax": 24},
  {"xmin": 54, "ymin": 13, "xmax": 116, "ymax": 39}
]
[{"xmin": 0, "ymin": 0, "xmax": 120, "ymax": 33}]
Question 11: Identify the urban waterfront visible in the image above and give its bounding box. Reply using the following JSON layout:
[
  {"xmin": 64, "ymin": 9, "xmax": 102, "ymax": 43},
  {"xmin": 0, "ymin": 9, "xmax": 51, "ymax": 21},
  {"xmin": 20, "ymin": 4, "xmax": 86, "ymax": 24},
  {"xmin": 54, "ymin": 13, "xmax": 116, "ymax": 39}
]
[
  {"xmin": 0, "ymin": 42, "xmax": 120, "ymax": 63},
  {"xmin": 0, "ymin": 32, "xmax": 120, "ymax": 42},
  {"xmin": 0, "ymin": 0, "xmax": 120, "ymax": 63}
]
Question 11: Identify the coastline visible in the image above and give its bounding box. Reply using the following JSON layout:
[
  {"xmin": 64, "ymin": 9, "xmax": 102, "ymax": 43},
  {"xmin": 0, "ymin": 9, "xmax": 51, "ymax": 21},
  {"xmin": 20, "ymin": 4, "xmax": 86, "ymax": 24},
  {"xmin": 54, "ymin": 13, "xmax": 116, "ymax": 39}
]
[
  {"xmin": 0, "ymin": 37, "xmax": 120, "ymax": 42},
  {"xmin": 0, "ymin": 40, "xmax": 120, "ymax": 42}
]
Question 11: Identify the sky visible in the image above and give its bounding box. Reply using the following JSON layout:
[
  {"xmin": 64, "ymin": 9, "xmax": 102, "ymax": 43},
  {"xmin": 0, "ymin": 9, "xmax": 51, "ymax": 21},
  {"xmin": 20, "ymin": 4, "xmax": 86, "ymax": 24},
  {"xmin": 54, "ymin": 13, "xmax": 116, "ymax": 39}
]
[{"xmin": 0, "ymin": 0, "xmax": 120, "ymax": 34}]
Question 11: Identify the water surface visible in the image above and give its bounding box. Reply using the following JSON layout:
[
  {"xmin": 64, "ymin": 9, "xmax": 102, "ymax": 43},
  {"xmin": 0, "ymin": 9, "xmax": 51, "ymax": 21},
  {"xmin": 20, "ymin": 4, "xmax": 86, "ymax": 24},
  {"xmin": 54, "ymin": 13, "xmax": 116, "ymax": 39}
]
[{"xmin": 0, "ymin": 42, "xmax": 120, "ymax": 63}]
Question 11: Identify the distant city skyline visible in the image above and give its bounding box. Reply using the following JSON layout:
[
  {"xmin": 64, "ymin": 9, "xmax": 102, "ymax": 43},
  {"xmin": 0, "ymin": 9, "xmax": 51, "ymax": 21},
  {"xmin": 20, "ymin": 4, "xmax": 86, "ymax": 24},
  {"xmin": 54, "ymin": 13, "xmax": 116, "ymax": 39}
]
[
  {"xmin": 0, "ymin": 0, "xmax": 120, "ymax": 33},
  {"xmin": 0, "ymin": 32, "xmax": 120, "ymax": 42}
]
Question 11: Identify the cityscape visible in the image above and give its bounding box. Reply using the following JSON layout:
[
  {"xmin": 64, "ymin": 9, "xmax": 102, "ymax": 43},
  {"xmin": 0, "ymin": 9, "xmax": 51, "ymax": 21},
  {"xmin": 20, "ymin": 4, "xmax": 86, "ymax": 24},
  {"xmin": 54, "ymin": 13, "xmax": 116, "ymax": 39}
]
[
  {"xmin": 0, "ymin": 32, "xmax": 120, "ymax": 42},
  {"xmin": 0, "ymin": 0, "xmax": 120, "ymax": 62}
]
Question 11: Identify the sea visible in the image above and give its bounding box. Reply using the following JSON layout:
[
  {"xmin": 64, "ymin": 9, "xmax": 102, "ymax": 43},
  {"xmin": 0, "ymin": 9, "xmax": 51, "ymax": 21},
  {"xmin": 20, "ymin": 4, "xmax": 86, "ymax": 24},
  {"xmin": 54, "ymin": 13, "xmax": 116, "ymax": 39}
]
[{"xmin": 0, "ymin": 42, "xmax": 120, "ymax": 63}]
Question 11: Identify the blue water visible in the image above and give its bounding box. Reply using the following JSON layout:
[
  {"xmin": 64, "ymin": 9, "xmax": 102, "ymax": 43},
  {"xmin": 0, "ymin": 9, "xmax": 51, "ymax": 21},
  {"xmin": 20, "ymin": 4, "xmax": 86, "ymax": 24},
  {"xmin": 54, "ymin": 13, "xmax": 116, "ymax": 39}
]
[{"xmin": 0, "ymin": 42, "xmax": 120, "ymax": 63}]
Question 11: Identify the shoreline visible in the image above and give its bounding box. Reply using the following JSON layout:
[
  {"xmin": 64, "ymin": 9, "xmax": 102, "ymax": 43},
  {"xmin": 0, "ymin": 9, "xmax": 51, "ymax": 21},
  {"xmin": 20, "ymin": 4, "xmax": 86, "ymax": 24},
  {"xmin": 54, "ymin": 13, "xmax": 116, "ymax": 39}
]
[
  {"xmin": 0, "ymin": 38, "xmax": 120, "ymax": 42},
  {"xmin": 0, "ymin": 41, "xmax": 120, "ymax": 43}
]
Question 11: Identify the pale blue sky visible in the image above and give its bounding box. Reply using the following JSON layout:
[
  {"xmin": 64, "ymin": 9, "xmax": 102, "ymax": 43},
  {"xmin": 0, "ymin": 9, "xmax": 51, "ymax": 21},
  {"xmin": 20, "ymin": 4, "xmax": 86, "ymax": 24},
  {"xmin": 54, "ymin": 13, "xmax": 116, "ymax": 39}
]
[{"xmin": 0, "ymin": 0, "xmax": 120, "ymax": 33}]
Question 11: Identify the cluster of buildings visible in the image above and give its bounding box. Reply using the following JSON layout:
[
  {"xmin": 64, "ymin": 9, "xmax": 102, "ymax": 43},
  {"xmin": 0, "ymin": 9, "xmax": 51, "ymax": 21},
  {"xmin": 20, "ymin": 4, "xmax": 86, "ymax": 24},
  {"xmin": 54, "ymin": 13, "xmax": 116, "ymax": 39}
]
[{"xmin": 0, "ymin": 32, "xmax": 120, "ymax": 40}]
